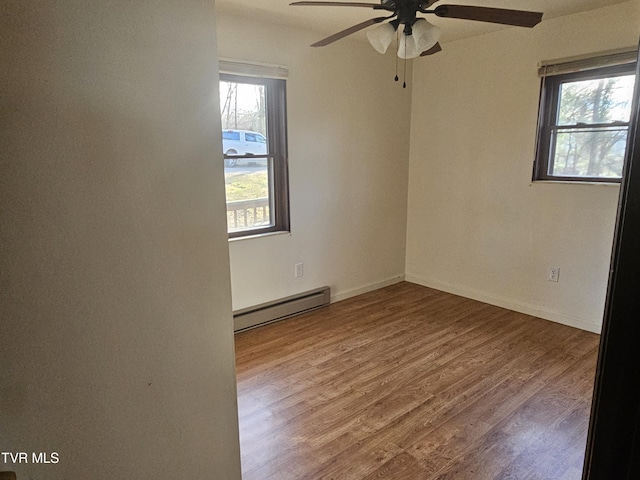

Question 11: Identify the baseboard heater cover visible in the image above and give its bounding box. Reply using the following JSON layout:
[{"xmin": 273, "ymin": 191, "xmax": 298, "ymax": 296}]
[{"xmin": 233, "ymin": 286, "xmax": 331, "ymax": 332}]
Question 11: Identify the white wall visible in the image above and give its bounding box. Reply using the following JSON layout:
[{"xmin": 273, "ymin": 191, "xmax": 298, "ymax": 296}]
[
  {"xmin": 217, "ymin": 14, "xmax": 414, "ymax": 310},
  {"xmin": 406, "ymin": 1, "xmax": 640, "ymax": 333},
  {"xmin": 0, "ymin": 1, "xmax": 242, "ymax": 478}
]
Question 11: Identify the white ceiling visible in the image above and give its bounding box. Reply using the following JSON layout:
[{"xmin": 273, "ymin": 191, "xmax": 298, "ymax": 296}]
[{"xmin": 216, "ymin": 0, "xmax": 629, "ymax": 44}]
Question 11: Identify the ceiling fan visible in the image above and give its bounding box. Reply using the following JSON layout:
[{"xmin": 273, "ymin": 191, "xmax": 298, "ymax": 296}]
[{"xmin": 290, "ymin": 1, "xmax": 543, "ymax": 59}]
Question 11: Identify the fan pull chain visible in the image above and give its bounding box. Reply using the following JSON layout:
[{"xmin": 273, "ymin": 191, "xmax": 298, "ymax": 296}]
[
  {"xmin": 394, "ymin": 30, "xmax": 399, "ymax": 82},
  {"xmin": 402, "ymin": 35, "xmax": 407, "ymax": 88},
  {"xmin": 403, "ymin": 57, "xmax": 407, "ymax": 88}
]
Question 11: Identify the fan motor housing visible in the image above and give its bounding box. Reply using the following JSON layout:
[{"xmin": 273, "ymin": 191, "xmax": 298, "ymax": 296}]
[
  {"xmin": 381, "ymin": 1, "xmax": 427, "ymax": 25},
  {"xmin": 381, "ymin": 0, "xmax": 430, "ymax": 9}
]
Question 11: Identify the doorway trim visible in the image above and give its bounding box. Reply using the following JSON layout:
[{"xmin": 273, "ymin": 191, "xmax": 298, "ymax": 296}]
[{"xmin": 583, "ymin": 41, "xmax": 640, "ymax": 480}]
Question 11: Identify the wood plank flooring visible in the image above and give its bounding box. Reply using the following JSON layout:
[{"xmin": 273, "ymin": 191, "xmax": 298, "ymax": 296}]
[{"xmin": 234, "ymin": 282, "xmax": 600, "ymax": 480}]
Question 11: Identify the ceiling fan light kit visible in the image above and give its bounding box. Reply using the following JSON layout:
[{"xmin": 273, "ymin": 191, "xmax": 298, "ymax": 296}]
[
  {"xmin": 397, "ymin": 18, "xmax": 441, "ymax": 59},
  {"xmin": 366, "ymin": 17, "xmax": 441, "ymax": 58}
]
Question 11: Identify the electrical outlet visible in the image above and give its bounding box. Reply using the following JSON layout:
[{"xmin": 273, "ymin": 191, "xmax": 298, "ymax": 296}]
[
  {"xmin": 548, "ymin": 267, "xmax": 560, "ymax": 283},
  {"xmin": 295, "ymin": 263, "xmax": 303, "ymax": 278}
]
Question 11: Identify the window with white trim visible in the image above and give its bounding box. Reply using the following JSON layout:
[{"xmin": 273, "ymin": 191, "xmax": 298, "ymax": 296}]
[
  {"xmin": 219, "ymin": 61, "xmax": 289, "ymax": 238},
  {"xmin": 534, "ymin": 51, "xmax": 637, "ymax": 182}
]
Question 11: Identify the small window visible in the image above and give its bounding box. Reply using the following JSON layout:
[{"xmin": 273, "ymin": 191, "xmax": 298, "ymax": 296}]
[
  {"xmin": 219, "ymin": 73, "xmax": 289, "ymax": 238},
  {"xmin": 534, "ymin": 62, "xmax": 636, "ymax": 182}
]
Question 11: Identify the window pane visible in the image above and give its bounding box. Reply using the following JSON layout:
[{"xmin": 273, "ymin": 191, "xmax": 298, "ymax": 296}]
[
  {"xmin": 557, "ymin": 75, "xmax": 634, "ymax": 125},
  {"xmin": 220, "ymin": 79, "xmax": 273, "ymax": 234},
  {"xmin": 219, "ymin": 81, "xmax": 268, "ymax": 155},
  {"xmin": 551, "ymin": 127, "xmax": 628, "ymax": 178},
  {"xmin": 224, "ymin": 158, "xmax": 273, "ymax": 233}
]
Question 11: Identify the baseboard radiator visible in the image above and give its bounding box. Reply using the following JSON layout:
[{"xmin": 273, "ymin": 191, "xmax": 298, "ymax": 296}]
[{"xmin": 233, "ymin": 286, "xmax": 331, "ymax": 332}]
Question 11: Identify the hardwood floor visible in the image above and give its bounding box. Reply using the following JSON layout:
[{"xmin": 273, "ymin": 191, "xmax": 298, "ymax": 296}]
[{"xmin": 234, "ymin": 282, "xmax": 600, "ymax": 480}]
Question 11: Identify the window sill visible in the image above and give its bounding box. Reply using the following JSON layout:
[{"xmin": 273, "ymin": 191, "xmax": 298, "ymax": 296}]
[
  {"xmin": 228, "ymin": 230, "xmax": 291, "ymax": 243},
  {"xmin": 531, "ymin": 180, "xmax": 621, "ymax": 187}
]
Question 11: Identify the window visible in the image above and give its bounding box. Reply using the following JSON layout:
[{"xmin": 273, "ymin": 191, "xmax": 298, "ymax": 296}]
[
  {"xmin": 534, "ymin": 53, "xmax": 636, "ymax": 182},
  {"xmin": 219, "ymin": 69, "xmax": 289, "ymax": 238}
]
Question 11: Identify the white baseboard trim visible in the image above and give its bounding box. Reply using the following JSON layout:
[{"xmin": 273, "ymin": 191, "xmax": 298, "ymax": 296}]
[
  {"xmin": 331, "ymin": 275, "xmax": 406, "ymax": 304},
  {"xmin": 405, "ymin": 273, "xmax": 602, "ymax": 334}
]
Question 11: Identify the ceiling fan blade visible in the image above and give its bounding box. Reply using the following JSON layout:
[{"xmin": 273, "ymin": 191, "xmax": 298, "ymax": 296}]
[
  {"xmin": 434, "ymin": 5, "xmax": 543, "ymax": 28},
  {"xmin": 311, "ymin": 17, "xmax": 388, "ymax": 47},
  {"xmin": 291, "ymin": 1, "xmax": 382, "ymax": 8},
  {"xmin": 420, "ymin": 42, "xmax": 442, "ymax": 56}
]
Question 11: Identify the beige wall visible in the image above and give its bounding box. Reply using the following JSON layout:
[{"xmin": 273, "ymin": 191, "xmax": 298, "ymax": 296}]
[
  {"xmin": 217, "ymin": 14, "xmax": 413, "ymax": 310},
  {"xmin": 0, "ymin": 1, "xmax": 241, "ymax": 478},
  {"xmin": 406, "ymin": 1, "xmax": 640, "ymax": 332}
]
